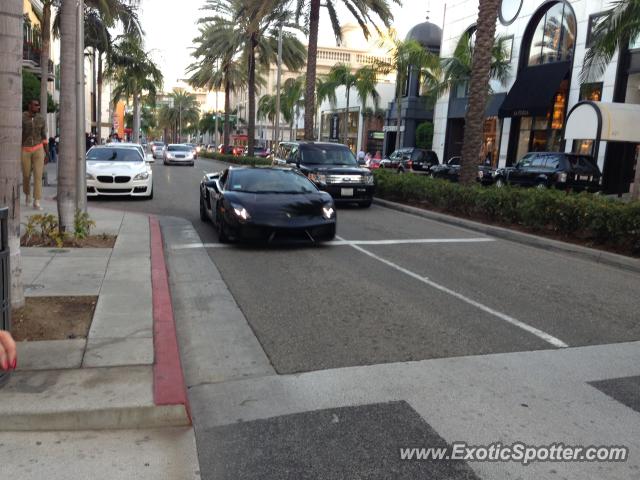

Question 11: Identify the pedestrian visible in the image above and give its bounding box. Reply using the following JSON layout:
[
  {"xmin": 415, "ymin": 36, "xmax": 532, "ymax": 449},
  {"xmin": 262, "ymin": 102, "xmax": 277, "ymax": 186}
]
[
  {"xmin": 21, "ymin": 99, "xmax": 48, "ymax": 210},
  {"xmin": 374, "ymin": 150, "xmax": 382, "ymax": 160},
  {"xmin": 365, "ymin": 152, "xmax": 372, "ymax": 167},
  {"xmin": 47, "ymin": 137, "xmax": 56, "ymax": 163},
  {"xmin": 357, "ymin": 149, "xmax": 365, "ymax": 165},
  {"xmin": 0, "ymin": 330, "xmax": 17, "ymax": 372}
]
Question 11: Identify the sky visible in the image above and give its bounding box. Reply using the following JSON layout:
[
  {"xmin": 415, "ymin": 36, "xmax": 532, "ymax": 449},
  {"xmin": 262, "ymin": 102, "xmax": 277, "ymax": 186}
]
[{"xmin": 139, "ymin": 0, "xmax": 446, "ymax": 91}]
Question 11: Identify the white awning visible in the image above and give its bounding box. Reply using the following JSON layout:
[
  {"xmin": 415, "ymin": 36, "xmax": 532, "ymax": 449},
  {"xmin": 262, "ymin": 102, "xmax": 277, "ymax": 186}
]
[{"xmin": 564, "ymin": 101, "xmax": 640, "ymax": 143}]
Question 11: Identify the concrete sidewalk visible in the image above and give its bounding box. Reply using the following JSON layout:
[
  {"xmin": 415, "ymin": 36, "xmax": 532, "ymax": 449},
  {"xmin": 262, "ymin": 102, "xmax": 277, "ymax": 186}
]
[{"xmin": 0, "ymin": 163, "xmax": 198, "ymax": 478}]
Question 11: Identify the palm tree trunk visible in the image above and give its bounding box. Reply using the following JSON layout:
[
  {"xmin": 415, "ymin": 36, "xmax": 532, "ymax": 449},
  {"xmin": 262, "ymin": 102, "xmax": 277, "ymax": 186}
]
[
  {"xmin": 247, "ymin": 34, "xmax": 257, "ymax": 157},
  {"xmin": 39, "ymin": 2, "xmax": 51, "ymax": 136},
  {"xmin": 58, "ymin": 0, "xmax": 78, "ymax": 232},
  {"xmin": 97, "ymin": 51, "xmax": 103, "ymax": 144},
  {"xmin": 223, "ymin": 81, "xmax": 231, "ymax": 148},
  {"xmin": 0, "ymin": 0, "xmax": 25, "ymax": 308},
  {"xmin": 343, "ymin": 86, "xmax": 350, "ymax": 145},
  {"xmin": 304, "ymin": 0, "xmax": 321, "ymax": 140},
  {"xmin": 290, "ymin": 121, "xmax": 294, "ymax": 141},
  {"xmin": 459, "ymin": 0, "xmax": 500, "ymax": 185},
  {"xmin": 132, "ymin": 93, "xmax": 140, "ymax": 144},
  {"xmin": 395, "ymin": 91, "xmax": 401, "ymax": 150}
]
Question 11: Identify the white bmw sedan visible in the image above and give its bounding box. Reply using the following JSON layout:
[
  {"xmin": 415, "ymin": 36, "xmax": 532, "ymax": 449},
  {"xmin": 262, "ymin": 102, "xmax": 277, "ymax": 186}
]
[{"xmin": 86, "ymin": 145, "xmax": 153, "ymax": 199}]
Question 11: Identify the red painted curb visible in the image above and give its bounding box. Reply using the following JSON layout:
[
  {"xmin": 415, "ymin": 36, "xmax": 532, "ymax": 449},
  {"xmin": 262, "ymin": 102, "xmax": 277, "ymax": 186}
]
[{"xmin": 149, "ymin": 216, "xmax": 191, "ymax": 422}]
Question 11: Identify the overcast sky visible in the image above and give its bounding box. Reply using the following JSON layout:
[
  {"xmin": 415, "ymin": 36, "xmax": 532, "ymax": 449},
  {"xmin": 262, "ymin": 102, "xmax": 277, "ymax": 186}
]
[{"xmin": 139, "ymin": 0, "xmax": 446, "ymax": 91}]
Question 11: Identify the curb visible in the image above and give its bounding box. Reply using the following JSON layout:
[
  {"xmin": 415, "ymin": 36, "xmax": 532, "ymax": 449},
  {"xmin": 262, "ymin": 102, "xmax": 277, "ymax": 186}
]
[
  {"xmin": 374, "ymin": 198, "xmax": 640, "ymax": 274},
  {"xmin": 149, "ymin": 216, "xmax": 192, "ymax": 423}
]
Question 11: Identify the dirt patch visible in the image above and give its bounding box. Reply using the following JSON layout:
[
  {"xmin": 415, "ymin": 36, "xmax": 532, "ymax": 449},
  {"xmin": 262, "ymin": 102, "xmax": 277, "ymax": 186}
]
[
  {"xmin": 11, "ymin": 296, "xmax": 97, "ymax": 341},
  {"xmin": 21, "ymin": 234, "xmax": 116, "ymax": 248}
]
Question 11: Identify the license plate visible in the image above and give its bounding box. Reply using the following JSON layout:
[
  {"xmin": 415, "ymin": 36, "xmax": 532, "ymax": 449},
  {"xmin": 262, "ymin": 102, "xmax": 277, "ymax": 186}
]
[{"xmin": 341, "ymin": 188, "xmax": 354, "ymax": 197}]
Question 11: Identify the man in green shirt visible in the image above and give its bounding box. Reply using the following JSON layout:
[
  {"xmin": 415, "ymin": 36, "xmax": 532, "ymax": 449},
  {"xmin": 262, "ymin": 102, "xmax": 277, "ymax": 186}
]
[{"xmin": 22, "ymin": 99, "xmax": 48, "ymax": 210}]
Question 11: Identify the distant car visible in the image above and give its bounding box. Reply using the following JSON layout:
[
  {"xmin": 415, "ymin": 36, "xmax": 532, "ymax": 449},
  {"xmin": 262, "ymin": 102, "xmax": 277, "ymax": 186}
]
[
  {"xmin": 430, "ymin": 156, "xmax": 495, "ymax": 185},
  {"xmin": 367, "ymin": 157, "xmax": 383, "ymax": 169},
  {"xmin": 380, "ymin": 148, "xmax": 439, "ymax": 173},
  {"xmin": 150, "ymin": 141, "xmax": 165, "ymax": 160},
  {"xmin": 493, "ymin": 152, "xmax": 602, "ymax": 191},
  {"xmin": 271, "ymin": 141, "xmax": 297, "ymax": 166},
  {"xmin": 163, "ymin": 144, "xmax": 195, "ymax": 166},
  {"xmin": 242, "ymin": 146, "xmax": 270, "ymax": 158},
  {"xmin": 86, "ymin": 145, "xmax": 153, "ymax": 199},
  {"xmin": 199, "ymin": 166, "xmax": 336, "ymax": 243},
  {"xmin": 281, "ymin": 141, "xmax": 375, "ymax": 208},
  {"xmin": 185, "ymin": 143, "xmax": 198, "ymax": 159},
  {"xmin": 118, "ymin": 142, "xmax": 148, "ymax": 163},
  {"xmin": 218, "ymin": 144, "xmax": 234, "ymax": 154}
]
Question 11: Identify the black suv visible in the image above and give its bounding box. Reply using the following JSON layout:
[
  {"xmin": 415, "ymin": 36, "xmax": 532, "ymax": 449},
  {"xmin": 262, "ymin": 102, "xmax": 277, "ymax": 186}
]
[
  {"xmin": 381, "ymin": 148, "xmax": 439, "ymax": 173},
  {"xmin": 282, "ymin": 142, "xmax": 375, "ymax": 207},
  {"xmin": 430, "ymin": 156, "xmax": 495, "ymax": 185},
  {"xmin": 493, "ymin": 152, "xmax": 601, "ymax": 191}
]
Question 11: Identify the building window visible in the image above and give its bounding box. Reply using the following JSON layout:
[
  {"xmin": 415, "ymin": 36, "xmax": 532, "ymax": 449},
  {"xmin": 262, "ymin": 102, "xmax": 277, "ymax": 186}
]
[
  {"xmin": 586, "ymin": 13, "xmax": 607, "ymax": 49},
  {"xmin": 499, "ymin": 0, "xmax": 523, "ymax": 26},
  {"xmin": 527, "ymin": 2, "xmax": 576, "ymax": 66},
  {"xmin": 579, "ymin": 82, "xmax": 603, "ymax": 101}
]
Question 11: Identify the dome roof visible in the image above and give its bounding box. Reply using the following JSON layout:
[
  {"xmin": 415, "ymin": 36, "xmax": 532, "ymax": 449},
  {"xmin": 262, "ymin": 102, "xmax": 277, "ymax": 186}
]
[{"xmin": 405, "ymin": 21, "xmax": 442, "ymax": 52}]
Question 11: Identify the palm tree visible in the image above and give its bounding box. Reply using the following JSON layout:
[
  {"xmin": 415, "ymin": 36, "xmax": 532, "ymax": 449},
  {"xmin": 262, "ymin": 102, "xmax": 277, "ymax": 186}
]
[
  {"xmin": 295, "ymin": 0, "xmax": 398, "ymax": 140},
  {"xmin": 433, "ymin": 32, "xmax": 511, "ymax": 101},
  {"xmin": 107, "ymin": 34, "xmax": 163, "ymax": 143},
  {"xmin": 0, "ymin": 0, "xmax": 25, "ymax": 308},
  {"xmin": 281, "ymin": 76, "xmax": 305, "ymax": 140},
  {"xmin": 202, "ymin": 0, "xmax": 306, "ymax": 156},
  {"xmin": 459, "ymin": 0, "xmax": 501, "ymax": 185},
  {"xmin": 258, "ymin": 93, "xmax": 277, "ymax": 139},
  {"xmin": 187, "ymin": 21, "xmax": 247, "ymax": 148},
  {"xmin": 582, "ymin": 0, "xmax": 640, "ymax": 198},
  {"xmin": 376, "ymin": 37, "xmax": 439, "ymax": 150},
  {"xmin": 168, "ymin": 89, "xmax": 200, "ymax": 142},
  {"xmin": 325, "ymin": 64, "xmax": 380, "ymax": 145},
  {"xmin": 58, "ymin": 0, "xmax": 78, "ymax": 232}
]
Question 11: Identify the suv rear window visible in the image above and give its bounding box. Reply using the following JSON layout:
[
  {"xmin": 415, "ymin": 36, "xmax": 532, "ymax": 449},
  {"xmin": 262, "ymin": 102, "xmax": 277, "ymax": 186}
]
[{"xmin": 566, "ymin": 155, "xmax": 600, "ymax": 173}]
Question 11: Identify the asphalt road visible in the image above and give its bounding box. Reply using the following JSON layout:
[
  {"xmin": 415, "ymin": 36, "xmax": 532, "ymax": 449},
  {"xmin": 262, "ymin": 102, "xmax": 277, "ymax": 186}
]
[{"xmin": 92, "ymin": 154, "xmax": 640, "ymax": 480}]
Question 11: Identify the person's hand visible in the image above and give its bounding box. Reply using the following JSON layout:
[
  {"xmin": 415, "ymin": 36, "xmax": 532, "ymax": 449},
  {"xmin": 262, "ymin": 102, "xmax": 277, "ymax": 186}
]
[{"xmin": 0, "ymin": 330, "xmax": 17, "ymax": 371}]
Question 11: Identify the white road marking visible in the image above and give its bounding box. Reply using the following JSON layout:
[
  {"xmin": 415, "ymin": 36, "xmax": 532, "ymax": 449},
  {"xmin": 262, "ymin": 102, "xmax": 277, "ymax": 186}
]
[
  {"xmin": 336, "ymin": 235, "xmax": 569, "ymax": 349},
  {"xmin": 170, "ymin": 237, "xmax": 493, "ymax": 250},
  {"xmin": 328, "ymin": 238, "xmax": 494, "ymax": 246}
]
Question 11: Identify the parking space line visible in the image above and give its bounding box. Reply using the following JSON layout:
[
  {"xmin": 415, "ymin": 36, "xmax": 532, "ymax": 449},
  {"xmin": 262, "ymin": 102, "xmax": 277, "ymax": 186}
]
[
  {"xmin": 336, "ymin": 235, "xmax": 569, "ymax": 349},
  {"xmin": 329, "ymin": 238, "xmax": 494, "ymax": 246}
]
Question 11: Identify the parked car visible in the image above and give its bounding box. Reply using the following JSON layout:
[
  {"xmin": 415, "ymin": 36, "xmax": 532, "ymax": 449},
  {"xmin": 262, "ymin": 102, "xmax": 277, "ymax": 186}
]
[
  {"xmin": 199, "ymin": 166, "xmax": 336, "ymax": 243},
  {"xmin": 86, "ymin": 145, "xmax": 153, "ymax": 199},
  {"xmin": 217, "ymin": 144, "xmax": 234, "ymax": 154},
  {"xmin": 243, "ymin": 146, "xmax": 270, "ymax": 158},
  {"xmin": 430, "ymin": 156, "xmax": 495, "ymax": 185},
  {"xmin": 185, "ymin": 143, "xmax": 199, "ymax": 159},
  {"xmin": 493, "ymin": 152, "xmax": 602, "ymax": 191},
  {"xmin": 118, "ymin": 142, "xmax": 148, "ymax": 163},
  {"xmin": 150, "ymin": 141, "xmax": 165, "ymax": 160},
  {"xmin": 380, "ymin": 148, "xmax": 439, "ymax": 173},
  {"xmin": 163, "ymin": 144, "xmax": 195, "ymax": 166},
  {"xmin": 271, "ymin": 141, "xmax": 297, "ymax": 166},
  {"xmin": 281, "ymin": 141, "xmax": 375, "ymax": 207}
]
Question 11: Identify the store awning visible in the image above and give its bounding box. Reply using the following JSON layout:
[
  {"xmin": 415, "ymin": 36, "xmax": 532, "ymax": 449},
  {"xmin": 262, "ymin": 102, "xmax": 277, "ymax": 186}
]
[
  {"xmin": 448, "ymin": 93, "xmax": 507, "ymax": 119},
  {"xmin": 499, "ymin": 61, "xmax": 571, "ymax": 118},
  {"xmin": 564, "ymin": 101, "xmax": 640, "ymax": 143}
]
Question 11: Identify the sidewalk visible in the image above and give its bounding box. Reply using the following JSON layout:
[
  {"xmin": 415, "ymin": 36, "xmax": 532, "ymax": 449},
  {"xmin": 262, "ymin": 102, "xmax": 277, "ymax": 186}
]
[{"xmin": 0, "ymin": 164, "xmax": 199, "ymax": 479}]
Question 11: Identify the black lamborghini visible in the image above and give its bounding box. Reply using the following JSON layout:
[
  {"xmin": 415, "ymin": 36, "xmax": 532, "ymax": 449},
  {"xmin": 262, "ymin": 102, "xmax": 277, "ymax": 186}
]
[{"xmin": 199, "ymin": 166, "xmax": 337, "ymax": 243}]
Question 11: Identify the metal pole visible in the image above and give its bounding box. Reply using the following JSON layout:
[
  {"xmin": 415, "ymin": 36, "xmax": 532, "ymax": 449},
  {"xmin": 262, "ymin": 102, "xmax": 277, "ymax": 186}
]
[
  {"xmin": 179, "ymin": 104, "xmax": 182, "ymax": 143},
  {"xmin": 76, "ymin": 0, "xmax": 86, "ymax": 211},
  {"xmin": 215, "ymin": 60, "xmax": 219, "ymax": 148},
  {"xmin": 274, "ymin": 22, "xmax": 283, "ymax": 145}
]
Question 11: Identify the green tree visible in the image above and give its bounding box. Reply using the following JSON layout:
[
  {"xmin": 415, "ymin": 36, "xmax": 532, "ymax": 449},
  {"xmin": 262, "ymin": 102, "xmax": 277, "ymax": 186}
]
[
  {"xmin": 281, "ymin": 76, "xmax": 305, "ymax": 140},
  {"xmin": 201, "ymin": 0, "xmax": 306, "ymax": 155},
  {"xmin": 458, "ymin": 0, "xmax": 501, "ymax": 185},
  {"xmin": 258, "ymin": 93, "xmax": 277, "ymax": 138},
  {"xmin": 22, "ymin": 69, "xmax": 57, "ymax": 112},
  {"xmin": 107, "ymin": 34, "xmax": 163, "ymax": 143},
  {"xmin": 415, "ymin": 122, "xmax": 433, "ymax": 149},
  {"xmin": 295, "ymin": 0, "xmax": 398, "ymax": 140},
  {"xmin": 167, "ymin": 89, "xmax": 200, "ymax": 142},
  {"xmin": 0, "ymin": 0, "xmax": 25, "ymax": 307}
]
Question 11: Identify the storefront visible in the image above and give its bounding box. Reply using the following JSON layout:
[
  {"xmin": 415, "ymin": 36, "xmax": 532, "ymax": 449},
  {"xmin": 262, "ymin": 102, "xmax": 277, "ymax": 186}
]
[{"xmin": 319, "ymin": 108, "xmax": 360, "ymax": 151}]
